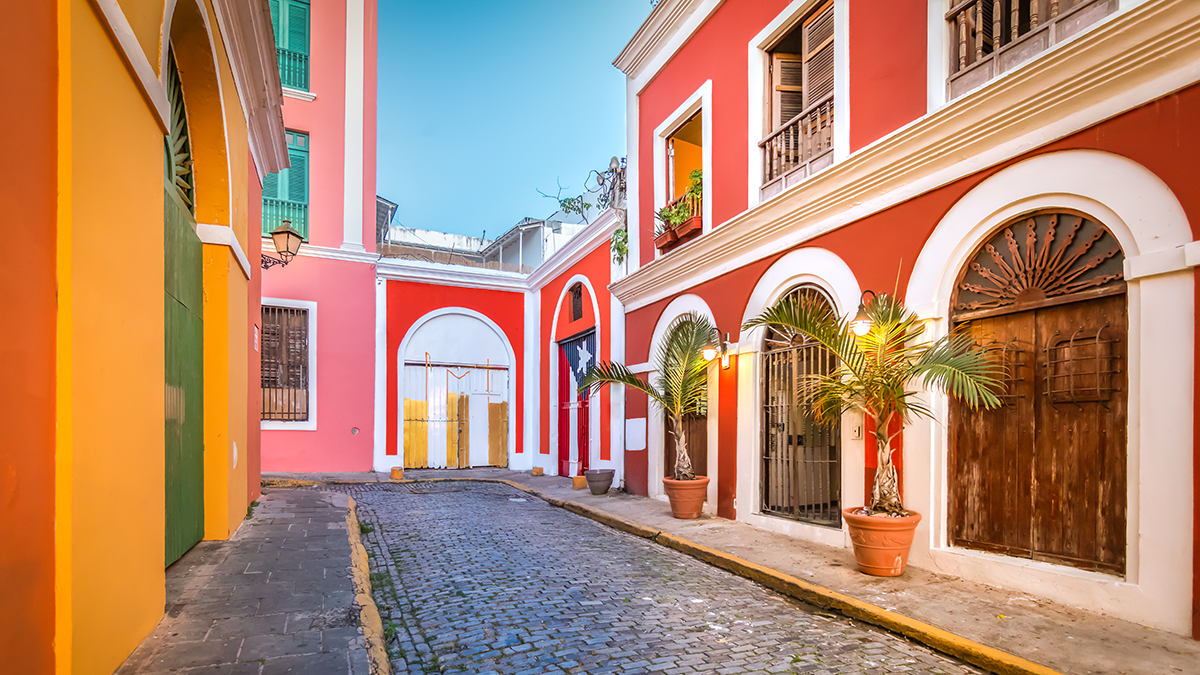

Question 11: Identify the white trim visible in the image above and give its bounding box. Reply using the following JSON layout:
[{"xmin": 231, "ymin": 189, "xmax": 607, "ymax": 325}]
[
  {"xmin": 373, "ymin": 278, "xmax": 388, "ymax": 470},
  {"xmin": 610, "ymin": 263, "xmax": 628, "ymax": 489},
  {"xmin": 375, "ymin": 257, "xmax": 527, "ymax": 293},
  {"xmin": 831, "ymin": 0, "xmax": 849, "ymax": 162},
  {"xmin": 393, "ymin": 308, "xmax": 518, "ymax": 471},
  {"xmin": 612, "ymin": 0, "xmax": 1200, "ymax": 311},
  {"xmin": 653, "ymin": 80, "xmax": 713, "ymax": 259},
  {"xmin": 94, "ymin": 0, "xmax": 170, "ymax": 129},
  {"xmin": 197, "ymin": 224, "xmax": 251, "ymax": 280},
  {"xmin": 926, "ymin": 0, "xmax": 949, "ymax": 114},
  {"xmin": 903, "ymin": 149, "xmax": 1194, "ymax": 634},
  {"xmin": 644, "ymin": 294, "xmax": 716, "ymax": 499},
  {"xmin": 734, "ymin": 249, "xmax": 865, "ymax": 548},
  {"xmin": 279, "ymin": 239, "xmax": 379, "ymax": 264},
  {"xmin": 548, "ymin": 275, "xmax": 605, "ymax": 478},
  {"xmin": 342, "ymin": 0, "xmax": 366, "ymax": 252},
  {"xmin": 626, "ymin": 84, "xmax": 642, "ymax": 272},
  {"xmin": 283, "ymin": 87, "xmax": 316, "ymax": 102},
  {"xmin": 615, "ymin": 0, "xmax": 723, "ymax": 88},
  {"xmin": 527, "ymin": 209, "xmax": 622, "ymax": 289},
  {"xmin": 523, "ymin": 290, "xmax": 540, "ymax": 467},
  {"xmin": 261, "ymin": 298, "xmax": 318, "ymax": 431}
]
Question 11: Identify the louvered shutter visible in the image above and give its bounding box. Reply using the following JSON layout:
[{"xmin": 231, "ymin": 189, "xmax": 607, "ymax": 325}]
[
  {"xmin": 286, "ymin": 147, "xmax": 307, "ymax": 204},
  {"xmin": 802, "ymin": 1, "xmax": 835, "ymax": 108},
  {"xmin": 286, "ymin": 0, "xmax": 310, "ymax": 57},
  {"xmin": 268, "ymin": 0, "xmax": 282, "ymax": 46},
  {"xmin": 262, "ymin": 172, "xmax": 279, "ymax": 199},
  {"xmin": 771, "ymin": 53, "xmax": 805, "ymax": 128}
]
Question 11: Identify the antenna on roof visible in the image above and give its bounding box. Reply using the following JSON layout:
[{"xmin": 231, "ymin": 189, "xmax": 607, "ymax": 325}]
[{"xmin": 482, "ymin": 229, "xmax": 486, "ymax": 240}]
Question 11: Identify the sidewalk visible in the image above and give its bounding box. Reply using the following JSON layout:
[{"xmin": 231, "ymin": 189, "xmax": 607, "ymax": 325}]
[
  {"xmin": 117, "ymin": 490, "xmax": 384, "ymax": 675},
  {"xmin": 265, "ymin": 469, "xmax": 1200, "ymax": 675}
]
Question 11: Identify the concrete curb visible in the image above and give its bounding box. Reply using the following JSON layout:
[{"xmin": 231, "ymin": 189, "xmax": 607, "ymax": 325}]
[
  {"xmin": 344, "ymin": 496, "xmax": 392, "ymax": 675},
  {"xmin": 287, "ymin": 476, "xmax": 1061, "ymax": 675}
]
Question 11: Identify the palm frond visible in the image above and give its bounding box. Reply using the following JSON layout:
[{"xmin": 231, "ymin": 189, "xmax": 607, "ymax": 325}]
[{"xmin": 579, "ymin": 361, "xmax": 669, "ymax": 411}]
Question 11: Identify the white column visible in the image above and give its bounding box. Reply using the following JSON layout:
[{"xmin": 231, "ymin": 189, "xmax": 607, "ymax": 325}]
[
  {"xmin": 342, "ymin": 0, "xmax": 366, "ymax": 251},
  {"xmin": 372, "ymin": 277, "xmax": 387, "ymax": 471}
]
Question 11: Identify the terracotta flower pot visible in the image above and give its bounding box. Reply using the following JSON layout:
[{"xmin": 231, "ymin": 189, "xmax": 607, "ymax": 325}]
[
  {"xmin": 584, "ymin": 469, "xmax": 615, "ymax": 495},
  {"xmin": 654, "ymin": 228, "xmax": 678, "ymax": 250},
  {"xmin": 842, "ymin": 507, "xmax": 922, "ymax": 577},
  {"xmin": 675, "ymin": 216, "xmax": 702, "ymax": 239},
  {"xmin": 662, "ymin": 476, "xmax": 709, "ymax": 519}
]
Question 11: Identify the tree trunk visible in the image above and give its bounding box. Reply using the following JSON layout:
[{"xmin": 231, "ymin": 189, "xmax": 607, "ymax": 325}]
[
  {"xmin": 870, "ymin": 427, "xmax": 905, "ymax": 515},
  {"xmin": 671, "ymin": 415, "xmax": 696, "ymax": 481}
]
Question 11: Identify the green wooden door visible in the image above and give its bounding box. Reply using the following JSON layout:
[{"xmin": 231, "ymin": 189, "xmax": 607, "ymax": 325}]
[{"xmin": 164, "ymin": 186, "xmax": 205, "ymax": 566}]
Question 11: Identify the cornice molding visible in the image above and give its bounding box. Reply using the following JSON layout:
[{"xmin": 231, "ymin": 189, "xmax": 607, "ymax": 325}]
[
  {"xmin": 527, "ymin": 209, "xmax": 621, "ymax": 291},
  {"xmin": 198, "ymin": 224, "xmax": 251, "ymax": 279},
  {"xmin": 611, "ymin": 0, "xmax": 1200, "ymax": 311},
  {"xmin": 614, "ymin": 0, "xmax": 714, "ymax": 80},
  {"xmin": 282, "ymin": 87, "xmax": 316, "ymax": 102},
  {"xmin": 210, "ymin": 0, "xmax": 289, "ymax": 178},
  {"xmin": 376, "ymin": 258, "xmax": 529, "ymax": 293},
  {"xmin": 267, "ymin": 238, "xmax": 380, "ymax": 265}
]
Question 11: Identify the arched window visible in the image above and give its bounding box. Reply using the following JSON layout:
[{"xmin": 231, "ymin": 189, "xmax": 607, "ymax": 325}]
[
  {"xmin": 761, "ymin": 285, "xmax": 840, "ymax": 527},
  {"xmin": 948, "ymin": 210, "xmax": 1127, "ymax": 574}
]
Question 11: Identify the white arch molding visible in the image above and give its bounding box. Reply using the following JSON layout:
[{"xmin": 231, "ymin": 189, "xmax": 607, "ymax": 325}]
[
  {"xmin": 643, "ymin": 294, "xmax": 720, "ymax": 510},
  {"xmin": 904, "ymin": 149, "xmax": 1194, "ymax": 635},
  {"xmin": 546, "ymin": 274, "xmax": 607, "ymax": 480},
  {"xmin": 734, "ymin": 247, "xmax": 865, "ymax": 548},
  {"xmin": 388, "ymin": 308, "xmax": 519, "ymax": 473}
]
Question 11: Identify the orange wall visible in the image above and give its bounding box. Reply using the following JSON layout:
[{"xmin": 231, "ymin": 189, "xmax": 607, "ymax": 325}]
[
  {"xmin": 66, "ymin": 1, "xmax": 168, "ymax": 671},
  {"xmin": 671, "ymin": 139, "xmax": 702, "ymax": 200},
  {"xmin": 0, "ymin": 1, "xmax": 58, "ymax": 671}
]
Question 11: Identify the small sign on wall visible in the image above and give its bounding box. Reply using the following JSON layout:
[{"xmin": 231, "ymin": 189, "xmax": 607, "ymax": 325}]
[
  {"xmin": 625, "ymin": 418, "xmax": 647, "ymax": 451},
  {"xmin": 254, "ymin": 324, "xmax": 260, "ymax": 352}
]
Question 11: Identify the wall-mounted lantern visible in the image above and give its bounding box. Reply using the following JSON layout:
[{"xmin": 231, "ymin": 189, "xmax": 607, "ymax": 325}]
[
  {"xmin": 851, "ymin": 290, "xmax": 877, "ymax": 336},
  {"xmin": 262, "ymin": 221, "xmax": 304, "ymax": 269}
]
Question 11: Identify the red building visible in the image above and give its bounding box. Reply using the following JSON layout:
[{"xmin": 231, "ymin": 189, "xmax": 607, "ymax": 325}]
[{"xmin": 613, "ymin": 0, "xmax": 1200, "ymax": 638}]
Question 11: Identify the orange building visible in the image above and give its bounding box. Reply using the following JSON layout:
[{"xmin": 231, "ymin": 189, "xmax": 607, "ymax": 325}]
[{"xmin": 0, "ymin": 1, "xmax": 287, "ymax": 673}]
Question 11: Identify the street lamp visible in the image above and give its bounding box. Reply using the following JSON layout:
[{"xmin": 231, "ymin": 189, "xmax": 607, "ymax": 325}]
[
  {"xmin": 262, "ymin": 221, "xmax": 304, "ymax": 269},
  {"xmin": 851, "ymin": 290, "xmax": 877, "ymax": 337}
]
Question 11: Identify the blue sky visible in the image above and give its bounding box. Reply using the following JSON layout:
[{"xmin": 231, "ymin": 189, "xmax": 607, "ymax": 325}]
[{"xmin": 376, "ymin": 0, "xmax": 651, "ymax": 239}]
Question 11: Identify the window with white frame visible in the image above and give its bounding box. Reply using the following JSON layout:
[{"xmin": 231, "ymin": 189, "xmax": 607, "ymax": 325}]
[{"xmin": 261, "ymin": 304, "xmax": 311, "ymax": 422}]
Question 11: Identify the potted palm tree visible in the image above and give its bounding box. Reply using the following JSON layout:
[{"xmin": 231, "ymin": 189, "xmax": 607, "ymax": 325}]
[
  {"xmin": 744, "ymin": 291, "xmax": 1002, "ymax": 575},
  {"xmin": 581, "ymin": 312, "xmax": 717, "ymax": 519}
]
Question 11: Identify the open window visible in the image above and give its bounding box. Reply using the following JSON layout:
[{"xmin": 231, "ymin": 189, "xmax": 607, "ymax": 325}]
[
  {"xmin": 760, "ymin": 0, "xmax": 835, "ymax": 199},
  {"xmin": 656, "ymin": 111, "xmax": 704, "ymax": 253}
]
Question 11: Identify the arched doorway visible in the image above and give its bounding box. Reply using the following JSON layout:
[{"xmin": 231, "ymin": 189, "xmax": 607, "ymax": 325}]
[
  {"xmin": 948, "ymin": 210, "xmax": 1127, "ymax": 574},
  {"xmin": 400, "ymin": 311, "xmax": 512, "ymax": 469},
  {"xmin": 760, "ymin": 285, "xmax": 841, "ymax": 527}
]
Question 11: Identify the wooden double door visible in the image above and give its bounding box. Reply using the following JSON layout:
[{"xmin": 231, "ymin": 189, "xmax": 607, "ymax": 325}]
[{"xmin": 949, "ymin": 294, "xmax": 1127, "ymax": 574}]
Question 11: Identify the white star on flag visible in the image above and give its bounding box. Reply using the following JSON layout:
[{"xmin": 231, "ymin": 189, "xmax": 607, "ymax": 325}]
[{"xmin": 576, "ymin": 343, "xmax": 592, "ymax": 374}]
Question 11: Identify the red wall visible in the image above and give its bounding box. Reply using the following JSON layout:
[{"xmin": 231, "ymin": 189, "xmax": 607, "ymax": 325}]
[
  {"xmin": 0, "ymin": 0, "xmax": 57, "ymax": 669},
  {"xmin": 636, "ymin": 0, "xmax": 792, "ymax": 266},
  {"xmin": 847, "ymin": 0, "xmax": 927, "ymax": 152},
  {"xmin": 386, "ymin": 281, "xmax": 525, "ymax": 457},
  {"xmin": 538, "ymin": 245, "xmax": 612, "ymax": 467}
]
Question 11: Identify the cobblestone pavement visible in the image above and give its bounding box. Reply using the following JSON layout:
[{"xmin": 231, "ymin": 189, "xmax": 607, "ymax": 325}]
[{"xmin": 326, "ymin": 481, "xmax": 984, "ymax": 675}]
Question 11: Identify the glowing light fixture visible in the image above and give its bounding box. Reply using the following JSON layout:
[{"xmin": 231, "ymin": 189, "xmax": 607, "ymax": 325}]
[{"xmin": 851, "ymin": 290, "xmax": 877, "ymax": 337}]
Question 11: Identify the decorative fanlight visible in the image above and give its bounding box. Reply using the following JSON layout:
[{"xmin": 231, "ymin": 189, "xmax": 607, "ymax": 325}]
[{"xmin": 166, "ymin": 51, "xmax": 195, "ymax": 212}]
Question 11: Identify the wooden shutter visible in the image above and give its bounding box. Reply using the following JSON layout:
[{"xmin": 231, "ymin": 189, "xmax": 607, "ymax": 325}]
[
  {"xmin": 285, "ymin": 0, "xmax": 310, "ymax": 56},
  {"xmin": 284, "ymin": 131, "xmax": 308, "ymax": 204},
  {"xmin": 802, "ymin": 1, "xmax": 835, "ymax": 108},
  {"xmin": 261, "ymin": 306, "xmax": 309, "ymax": 421},
  {"xmin": 262, "ymin": 173, "xmax": 279, "ymax": 199},
  {"xmin": 771, "ymin": 53, "xmax": 805, "ymax": 128},
  {"xmin": 268, "ymin": 0, "xmax": 282, "ymax": 46}
]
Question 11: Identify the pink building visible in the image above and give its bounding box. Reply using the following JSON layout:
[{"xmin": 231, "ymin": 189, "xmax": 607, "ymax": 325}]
[{"xmin": 258, "ymin": 0, "xmax": 380, "ymax": 472}]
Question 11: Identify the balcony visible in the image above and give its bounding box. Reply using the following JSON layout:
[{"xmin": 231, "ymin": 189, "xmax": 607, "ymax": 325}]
[
  {"xmin": 947, "ymin": 0, "xmax": 1117, "ymax": 99},
  {"xmin": 262, "ymin": 197, "xmax": 309, "ymax": 240},
  {"xmin": 277, "ymin": 48, "xmax": 309, "ymax": 91},
  {"xmin": 759, "ymin": 93, "xmax": 834, "ymax": 200},
  {"xmin": 654, "ymin": 192, "xmax": 702, "ymax": 255}
]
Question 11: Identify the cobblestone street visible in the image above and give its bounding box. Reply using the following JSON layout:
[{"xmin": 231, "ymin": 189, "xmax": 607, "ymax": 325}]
[{"xmin": 328, "ymin": 481, "xmax": 983, "ymax": 675}]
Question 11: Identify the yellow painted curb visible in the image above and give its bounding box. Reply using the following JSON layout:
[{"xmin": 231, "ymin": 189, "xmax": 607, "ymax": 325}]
[{"xmin": 345, "ymin": 496, "xmax": 392, "ymax": 675}]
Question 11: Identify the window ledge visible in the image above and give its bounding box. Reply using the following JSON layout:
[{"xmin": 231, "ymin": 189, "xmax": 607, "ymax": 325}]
[{"xmin": 282, "ymin": 87, "xmax": 315, "ymax": 102}]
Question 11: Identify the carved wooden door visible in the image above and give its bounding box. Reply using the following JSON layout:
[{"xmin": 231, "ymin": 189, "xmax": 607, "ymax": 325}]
[{"xmin": 949, "ymin": 212, "xmax": 1127, "ymax": 574}]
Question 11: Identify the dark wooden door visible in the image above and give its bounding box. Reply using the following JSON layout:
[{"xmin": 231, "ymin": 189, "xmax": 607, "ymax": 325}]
[
  {"xmin": 950, "ymin": 294, "xmax": 1127, "ymax": 574},
  {"xmin": 665, "ymin": 414, "xmax": 707, "ymax": 480}
]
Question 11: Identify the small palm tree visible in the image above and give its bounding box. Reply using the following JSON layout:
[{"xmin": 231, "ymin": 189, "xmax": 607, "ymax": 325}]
[
  {"xmin": 743, "ymin": 292, "xmax": 1004, "ymax": 515},
  {"xmin": 581, "ymin": 312, "xmax": 717, "ymax": 481}
]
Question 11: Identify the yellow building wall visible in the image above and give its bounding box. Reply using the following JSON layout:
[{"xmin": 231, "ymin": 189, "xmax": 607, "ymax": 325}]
[
  {"xmin": 62, "ymin": 1, "xmax": 167, "ymax": 673},
  {"xmin": 116, "ymin": 0, "xmax": 165, "ymax": 72}
]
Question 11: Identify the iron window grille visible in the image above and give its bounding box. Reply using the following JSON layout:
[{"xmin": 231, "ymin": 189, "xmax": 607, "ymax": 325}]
[{"xmin": 261, "ymin": 305, "xmax": 309, "ymax": 421}]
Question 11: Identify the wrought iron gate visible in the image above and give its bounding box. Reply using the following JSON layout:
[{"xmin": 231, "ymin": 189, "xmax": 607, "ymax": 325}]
[{"xmin": 760, "ymin": 286, "xmax": 841, "ymax": 527}]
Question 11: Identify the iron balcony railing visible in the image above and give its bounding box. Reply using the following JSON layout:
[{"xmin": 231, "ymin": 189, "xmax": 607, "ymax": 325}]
[
  {"xmin": 277, "ymin": 48, "xmax": 309, "ymax": 91},
  {"xmin": 262, "ymin": 197, "xmax": 309, "ymax": 240}
]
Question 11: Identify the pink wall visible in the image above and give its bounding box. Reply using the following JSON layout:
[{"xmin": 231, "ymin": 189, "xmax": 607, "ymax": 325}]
[
  {"xmin": 261, "ymin": 257, "xmax": 376, "ymax": 471},
  {"xmin": 259, "ymin": 0, "xmax": 378, "ymax": 472}
]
